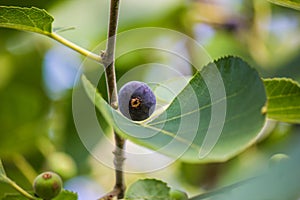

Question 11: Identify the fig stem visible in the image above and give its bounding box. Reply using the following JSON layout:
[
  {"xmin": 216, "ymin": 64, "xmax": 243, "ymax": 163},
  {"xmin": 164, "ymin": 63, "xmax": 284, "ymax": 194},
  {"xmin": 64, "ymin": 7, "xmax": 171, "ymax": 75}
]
[
  {"xmin": 101, "ymin": 0, "xmax": 119, "ymax": 109},
  {"xmin": 100, "ymin": 0, "xmax": 126, "ymax": 199}
]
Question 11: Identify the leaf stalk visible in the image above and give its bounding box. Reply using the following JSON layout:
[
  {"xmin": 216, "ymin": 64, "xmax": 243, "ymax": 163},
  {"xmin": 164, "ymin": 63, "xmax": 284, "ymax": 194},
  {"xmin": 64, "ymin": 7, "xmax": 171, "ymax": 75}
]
[{"xmin": 49, "ymin": 32, "xmax": 102, "ymax": 62}]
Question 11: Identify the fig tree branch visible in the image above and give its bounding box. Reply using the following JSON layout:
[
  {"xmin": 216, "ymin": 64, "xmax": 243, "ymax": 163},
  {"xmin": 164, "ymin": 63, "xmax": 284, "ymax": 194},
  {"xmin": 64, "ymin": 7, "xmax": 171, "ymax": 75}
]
[{"xmin": 99, "ymin": 0, "xmax": 126, "ymax": 199}]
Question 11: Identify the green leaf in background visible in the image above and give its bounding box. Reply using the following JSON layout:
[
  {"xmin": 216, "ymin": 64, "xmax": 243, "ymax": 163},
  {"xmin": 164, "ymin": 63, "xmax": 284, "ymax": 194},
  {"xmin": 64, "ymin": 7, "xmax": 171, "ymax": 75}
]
[
  {"xmin": 1, "ymin": 194, "xmax": 27, "ymax": 200},
  {"xmin": 82, "ymin": 56, "xmax": 266, "ymax": 163},
  {"xmin": 264, "ymin": 78, "xmax": 300, "ymax": 124},
  {"xmin": 0, "ymin": 6, "xmax": 53, "ymax": 35},
  {"xmin": 0, "ymin": 159, "xmax": 7, "ymax": 183},
  {"xmin": 190, "ymin": 148, "xmax": 300, "ymax": 200},
  {"xmin": 0, "ymin": 160, "xmax": 6, "ymax": 177},
  {"xmin": 53, "ymin": 190, "xmax": 78, "ymax": 200},
  {"xmin": 268, "ymin": 0, "xmax": 300, "ymax": 10},
  {"xmin": 1, "ymin": 190, "xmax": 78, "ymax": 200},
  {"xmin": 124, "ymin": 179, "xmax": 170, "ymax": 200}
]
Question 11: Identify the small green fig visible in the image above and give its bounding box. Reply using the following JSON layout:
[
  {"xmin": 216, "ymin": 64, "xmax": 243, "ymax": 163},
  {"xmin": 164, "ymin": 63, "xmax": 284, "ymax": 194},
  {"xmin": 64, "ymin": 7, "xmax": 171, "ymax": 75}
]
[
  {"xmin": 170, "ymin": 189, "xmax": 188, "ymax": 200},
  {"xmin": 269, "ymin": 153, "xmax": 290, "ymax": 168},
  {"xmin": 33, "ymin": 171, "xmax": 63, "ymax": 200}
]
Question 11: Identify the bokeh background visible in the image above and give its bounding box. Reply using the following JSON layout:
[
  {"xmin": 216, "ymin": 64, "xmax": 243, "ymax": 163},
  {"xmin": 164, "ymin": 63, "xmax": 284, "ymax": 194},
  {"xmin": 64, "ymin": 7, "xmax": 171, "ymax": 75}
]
[{"xmin": 0, "ymin": 0, "xmax": 300, "ymax": 199}]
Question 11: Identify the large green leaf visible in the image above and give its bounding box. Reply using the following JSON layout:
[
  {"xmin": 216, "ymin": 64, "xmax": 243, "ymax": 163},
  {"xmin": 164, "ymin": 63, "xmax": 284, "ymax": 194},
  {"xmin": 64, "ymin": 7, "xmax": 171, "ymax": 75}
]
[
  {"xmin": 264, "ymin": 78, "xmax": 300, "ymax": 123},
  {"xmin": 0, "ymin": 6, "xmax": 53, "ymax": 35},
  {"xmin": 268, "ymin": 0, "xmax": 300, "ymax": 10},
  {"xmin": 124, "ymin": 179, "xmax": 170, "ymax": 200},
  {"xmin": 82, "ymin": 56, "xmax": 266, "ymax": 163}
]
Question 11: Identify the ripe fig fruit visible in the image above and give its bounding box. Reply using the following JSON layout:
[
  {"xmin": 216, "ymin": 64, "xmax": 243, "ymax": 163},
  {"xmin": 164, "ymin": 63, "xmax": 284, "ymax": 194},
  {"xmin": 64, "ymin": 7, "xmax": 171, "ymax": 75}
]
[{"xmin": 118, "ymin": 81, "xmax": 156, "ymax": 121}]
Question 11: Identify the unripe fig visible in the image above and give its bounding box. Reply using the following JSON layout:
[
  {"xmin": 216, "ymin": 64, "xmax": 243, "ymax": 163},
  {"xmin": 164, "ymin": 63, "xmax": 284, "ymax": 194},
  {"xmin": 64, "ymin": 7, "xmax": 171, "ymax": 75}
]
[
  {"xmin": 118, "ymin": 81, "xmax": 156, "ymax": 121},
  {"xmin": 33, "ymin": 171, "xmax": 63, "ymax": 200},
  {"xmin": 269, "ymin": 153, "xmax": 290, "ymax": 168},
  {"xmin": 170, "ymin": 189, "xmax": 188, "ymax": 200}
]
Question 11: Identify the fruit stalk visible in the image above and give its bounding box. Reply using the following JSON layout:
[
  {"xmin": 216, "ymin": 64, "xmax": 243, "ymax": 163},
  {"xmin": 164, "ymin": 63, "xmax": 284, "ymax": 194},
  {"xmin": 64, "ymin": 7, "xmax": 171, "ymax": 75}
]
[
  {"xmin": 100, "ymin": 0, "xmax": 126, "ymax": 199},
  {"xmin": 3, "ymin": 176, "xmax": 36, "ymax": 200}
]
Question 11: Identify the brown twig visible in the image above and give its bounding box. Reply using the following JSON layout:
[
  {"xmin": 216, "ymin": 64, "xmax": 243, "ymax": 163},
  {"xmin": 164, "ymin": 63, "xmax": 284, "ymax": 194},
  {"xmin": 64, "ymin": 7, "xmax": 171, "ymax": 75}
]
[{"xmin": 99, "ymin": 0, "xmax": 126, "ymax": 199}]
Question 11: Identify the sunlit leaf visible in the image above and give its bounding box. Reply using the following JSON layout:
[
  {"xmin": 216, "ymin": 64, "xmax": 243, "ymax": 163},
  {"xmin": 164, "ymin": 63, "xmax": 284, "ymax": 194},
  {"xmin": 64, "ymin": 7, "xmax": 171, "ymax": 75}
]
[
  {"xmin": 0, "ymin": 6, "xmax": 53, "ymax": 35},
  {"xmin": 125, "ymin": 179, "xmax": 170, "ymax": 200},
  {"xmin": 264, "ymin": 78, "xmax": 300, "ymax": 123},
  {"xmin": 268, "ymin": 0, "xmax": 300, "ymax": 11},
  {"xmin": 82, "ymin": 56, "xmax": 266, "ymax": 163}
]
